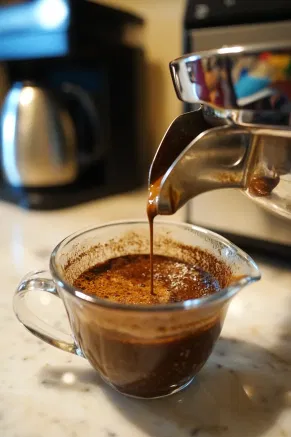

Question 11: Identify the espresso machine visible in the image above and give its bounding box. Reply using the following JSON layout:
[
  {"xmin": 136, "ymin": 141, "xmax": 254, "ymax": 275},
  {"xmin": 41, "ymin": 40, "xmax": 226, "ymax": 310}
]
[{"xmin": 149, "ymin": 0, "xmax": 291, "ymax": 257}]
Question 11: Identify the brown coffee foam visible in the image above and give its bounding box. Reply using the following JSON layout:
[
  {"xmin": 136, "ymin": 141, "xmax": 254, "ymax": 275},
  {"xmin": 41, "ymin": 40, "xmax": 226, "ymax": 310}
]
[{"xmin": 73, "ymin": 254, "xmax": 222, "ymax": 305}]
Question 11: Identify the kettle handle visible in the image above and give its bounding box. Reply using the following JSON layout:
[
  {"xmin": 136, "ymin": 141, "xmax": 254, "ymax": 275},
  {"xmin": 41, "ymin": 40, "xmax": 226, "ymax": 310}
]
[{"xmin": 61, "ymin": 82, "xmax": 102, "ymax": 164}]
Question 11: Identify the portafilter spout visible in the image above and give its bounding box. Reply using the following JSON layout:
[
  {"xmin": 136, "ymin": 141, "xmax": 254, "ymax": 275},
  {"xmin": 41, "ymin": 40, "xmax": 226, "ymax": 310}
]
[{"xmin": 149, "ymin": 107, "xmax": 256, "ymax": 215}]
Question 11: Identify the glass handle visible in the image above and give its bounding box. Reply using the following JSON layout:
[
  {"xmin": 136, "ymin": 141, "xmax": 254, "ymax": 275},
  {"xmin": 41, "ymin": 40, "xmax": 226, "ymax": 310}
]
[{"xmin": 13, "ymin": 270, "xmax": 84, "ymax": 357}]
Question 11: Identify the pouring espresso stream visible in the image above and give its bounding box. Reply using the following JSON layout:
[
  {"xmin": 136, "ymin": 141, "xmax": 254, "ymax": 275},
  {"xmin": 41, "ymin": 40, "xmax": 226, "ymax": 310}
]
[{"xmin": 147, "ymin": 176, "xmax": 163, "ymax": 295}]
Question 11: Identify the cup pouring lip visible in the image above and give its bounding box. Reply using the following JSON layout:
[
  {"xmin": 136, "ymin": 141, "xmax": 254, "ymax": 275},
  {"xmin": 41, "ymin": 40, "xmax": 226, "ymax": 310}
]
[{"xmin": 50, "ymin": 219, "xmax": 261, "ymax": 312}]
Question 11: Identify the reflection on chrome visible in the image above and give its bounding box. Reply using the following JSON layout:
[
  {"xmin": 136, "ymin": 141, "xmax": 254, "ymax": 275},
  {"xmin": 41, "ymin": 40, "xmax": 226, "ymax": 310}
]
[
  {"xmin": 19, "ymin": 87, "xmax": 34, "ymax": 107},
  {"xmin": 243, "ymin": 384, "xmax": 255, "ymax": 399},
  {"xmin": 171, "ymin": 43, "xmax": 291, "ymax": 115}
]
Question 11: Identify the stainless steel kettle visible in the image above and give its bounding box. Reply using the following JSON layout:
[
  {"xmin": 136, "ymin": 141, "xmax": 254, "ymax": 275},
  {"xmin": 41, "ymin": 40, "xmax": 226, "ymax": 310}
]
[
  {"xmin": 149, "ymin": 42, "xmax": 291, "ymax": 219},
  {"xmin": 0, "ymin": 82, "xmax": 77, "ymax": 188}
]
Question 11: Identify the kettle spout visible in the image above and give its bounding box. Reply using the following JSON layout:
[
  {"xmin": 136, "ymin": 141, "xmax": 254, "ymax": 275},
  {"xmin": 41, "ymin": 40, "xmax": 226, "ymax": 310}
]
[{"xmin": 149, "ymin": 109, "xmax": 254, "ymax": 215}]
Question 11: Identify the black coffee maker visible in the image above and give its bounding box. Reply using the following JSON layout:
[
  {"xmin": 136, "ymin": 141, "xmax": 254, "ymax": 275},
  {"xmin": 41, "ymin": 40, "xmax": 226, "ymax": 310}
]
[{"xmin": 0, "ymin": 0, "xmax": 147, "ymax": 209}]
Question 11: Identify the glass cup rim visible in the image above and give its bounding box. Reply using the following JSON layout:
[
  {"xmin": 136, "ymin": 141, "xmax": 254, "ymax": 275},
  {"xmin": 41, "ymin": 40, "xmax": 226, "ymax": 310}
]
[{"xmin": 50, "ymin": 219, "xmax": 260, "ymax": 312}]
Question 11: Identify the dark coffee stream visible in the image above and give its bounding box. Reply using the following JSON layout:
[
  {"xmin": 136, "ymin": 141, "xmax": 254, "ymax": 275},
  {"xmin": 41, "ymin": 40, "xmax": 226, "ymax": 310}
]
[{"xmin": 147, "ymin": 176, "xmax": 163, "ymax": 295}]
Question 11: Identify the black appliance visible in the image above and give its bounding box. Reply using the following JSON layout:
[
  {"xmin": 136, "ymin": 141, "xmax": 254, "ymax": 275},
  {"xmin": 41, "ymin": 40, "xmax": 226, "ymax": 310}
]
[{"xmin": 0, "ymin": 0, "xmax": 147, "ymax": 209}]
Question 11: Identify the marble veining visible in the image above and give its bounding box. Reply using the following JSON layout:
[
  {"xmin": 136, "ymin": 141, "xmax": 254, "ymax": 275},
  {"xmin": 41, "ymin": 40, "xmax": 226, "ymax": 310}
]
[{"xmin": 1, "ymin": 190, "xmax": 291, "ymax": 437}]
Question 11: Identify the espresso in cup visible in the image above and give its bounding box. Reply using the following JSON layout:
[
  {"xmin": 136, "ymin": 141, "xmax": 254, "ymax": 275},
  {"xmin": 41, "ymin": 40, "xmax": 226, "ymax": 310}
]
[
  {"xmin": 74, "ymin": 254, "xmax": 221, "ymax": 304},
  {"xmin": 71, "ymin": 249, "xmax": 228, "ymax": 398}
]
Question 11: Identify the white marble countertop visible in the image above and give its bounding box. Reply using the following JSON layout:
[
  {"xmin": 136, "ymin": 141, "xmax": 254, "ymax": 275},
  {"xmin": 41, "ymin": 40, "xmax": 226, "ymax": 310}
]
[{"xmin": 1, "ymin": 189, "xmax": 291, "ymax": 437}]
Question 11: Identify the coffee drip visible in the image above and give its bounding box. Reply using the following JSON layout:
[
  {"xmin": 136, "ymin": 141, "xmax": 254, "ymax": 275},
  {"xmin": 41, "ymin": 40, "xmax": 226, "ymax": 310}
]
[
  {"xmin": 147, "ymin": 176, "xmax": 163, "ymax": 295},
  {"xmin": 248, "ymin": 175, "xmax": 280, "ymax": 197}
]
